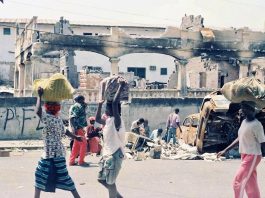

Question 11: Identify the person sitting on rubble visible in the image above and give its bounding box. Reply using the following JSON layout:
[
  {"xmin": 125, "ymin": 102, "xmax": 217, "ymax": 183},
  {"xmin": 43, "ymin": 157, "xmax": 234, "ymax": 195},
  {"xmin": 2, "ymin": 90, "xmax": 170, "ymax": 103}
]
[
  {"xmin": 86, "ymin": 116, "xmax": 102, "ymax": 156},
  {"xmin": 150, "ymin": 128, "xmax": 163, "ymax": 142},
  {"xmin": 130, "ymin": 118, "xmax": 145, "ymax": 135}
]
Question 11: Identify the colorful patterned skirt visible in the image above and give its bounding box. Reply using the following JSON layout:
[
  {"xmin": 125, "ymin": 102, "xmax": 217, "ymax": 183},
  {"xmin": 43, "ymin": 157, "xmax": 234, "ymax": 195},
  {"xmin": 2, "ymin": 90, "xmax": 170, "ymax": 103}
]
[{"xmin": 35, "ymin": 157, "xmax": 76, "ymax": 192}]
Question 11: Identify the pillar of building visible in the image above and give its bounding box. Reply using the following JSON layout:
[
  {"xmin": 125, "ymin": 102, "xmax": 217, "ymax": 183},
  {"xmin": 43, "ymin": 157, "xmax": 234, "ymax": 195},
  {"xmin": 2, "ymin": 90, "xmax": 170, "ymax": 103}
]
[
  {"xmin": 30, "ymin": 55, "xmax": 39, "ymax": 82},
  {"xmin": 18, "ymin": 63, "xmax": 25, "ymax": 97},
  {"xmin": 23, "ymin": 60, "xmax": 33, "ymax": 96},
  {"xmin": 239, "ymin": 59, "xmax": 251, "ymax": 78},
  {"xmin": 109, "ymin": 57, "xmax": 120, "ymax": 76},
  {"xmin": 178, "ymin": 59, "xmax": 188, "ymax": 96},
  {"xmin": 14, "ymin": 56, "xmax": 21, "ymax": 97},
  {"xmin": 60, "ymin": 50, "xmax": 78, "ymax": 88},
  {"xmin": 14, "ymin": 70, "xmax": 19, "ymax": 90},
  {"xmin": 166, "ymin": 60, "xmax": 179, "ymax": 89}
]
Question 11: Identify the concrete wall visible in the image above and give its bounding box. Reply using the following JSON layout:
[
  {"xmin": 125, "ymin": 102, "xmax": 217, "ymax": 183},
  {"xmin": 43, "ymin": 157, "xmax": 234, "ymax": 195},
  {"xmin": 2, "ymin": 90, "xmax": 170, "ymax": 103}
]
[
  {"xmin": 0, "ymin": 25, "xmax": 16, "ymax": 86},
  {"xmin": 0, "ymin": 25, "xmax": 16, "ymax": 62},
  {"xmin": 0, "ymin": 97, "xmax": 40, "ymax": 139},
  {"xmin": 186, "ymin": 57, "xmax": 239, "ymax": 89},
  {"xmin": 0, "ymin": 97, "xmax": 203, "ymax": 140},
  {"xmin": 0, "ymin": 62, "xmax": 14, "ymax": 85},
  {"xmin": 122, "ymin": 98, "xmax": 203, "ymax": 132}
]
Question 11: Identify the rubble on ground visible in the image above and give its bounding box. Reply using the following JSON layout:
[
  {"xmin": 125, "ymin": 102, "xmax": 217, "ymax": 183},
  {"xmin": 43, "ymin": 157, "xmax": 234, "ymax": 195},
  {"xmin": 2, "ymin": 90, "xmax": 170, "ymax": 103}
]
[{"xmin": 125, "ymin": 132, "xmax": 226, "ymax": 161}]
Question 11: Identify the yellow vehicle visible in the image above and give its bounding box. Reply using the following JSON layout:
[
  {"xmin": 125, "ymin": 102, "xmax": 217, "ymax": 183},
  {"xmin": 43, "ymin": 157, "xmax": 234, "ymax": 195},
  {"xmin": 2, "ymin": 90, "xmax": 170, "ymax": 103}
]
[
  {"xmin": 178, "ymin": 90, "xmax": 265, "ymax": 153},
  {"xmin": 176, "ymin": 113, "xmax": 200, "ymax": 146},
  {"xmin": 195, "ymin": 91, "xmax": 240, "ymax": 152}
]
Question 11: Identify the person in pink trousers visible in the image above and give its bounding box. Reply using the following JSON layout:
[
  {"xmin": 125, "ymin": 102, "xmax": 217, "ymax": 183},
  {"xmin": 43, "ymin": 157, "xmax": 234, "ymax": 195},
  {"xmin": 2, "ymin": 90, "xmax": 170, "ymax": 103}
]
[{"xmin": 218, "ymin": 101, "xmax": 265, "ymax": 198}]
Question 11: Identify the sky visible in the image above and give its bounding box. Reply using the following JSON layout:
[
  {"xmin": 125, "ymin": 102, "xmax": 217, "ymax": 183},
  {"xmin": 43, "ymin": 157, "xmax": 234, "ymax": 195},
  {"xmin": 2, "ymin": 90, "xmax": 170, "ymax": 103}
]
[{"xmin": 0, "ymin": 0, "xmax": 265, "ymax": 30}]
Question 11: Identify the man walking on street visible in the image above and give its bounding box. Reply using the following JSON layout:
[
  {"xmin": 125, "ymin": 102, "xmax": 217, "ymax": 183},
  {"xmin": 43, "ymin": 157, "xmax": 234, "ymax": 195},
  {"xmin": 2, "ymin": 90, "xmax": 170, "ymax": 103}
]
[
  {"xmin": 218, "ymin": 101, "xmax": 265, "ymax": 198},
  {"xmin": 166, "ymin": 108, "xmax": 182, "ymax": 144},
  {"xmin": 69, "ymin": 95, "xmax": 89, "ymax": 166}
]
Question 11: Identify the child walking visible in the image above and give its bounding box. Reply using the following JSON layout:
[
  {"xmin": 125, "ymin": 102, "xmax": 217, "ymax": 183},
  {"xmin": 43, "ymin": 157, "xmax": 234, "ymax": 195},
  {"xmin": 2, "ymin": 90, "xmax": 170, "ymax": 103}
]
[
  {"xmin": 95, "ymin": 78, "xmax": 126, "ymax": 198},
  {"xmin": 34, "ymin": 87, "xmax": 82, "ymax": 198}
]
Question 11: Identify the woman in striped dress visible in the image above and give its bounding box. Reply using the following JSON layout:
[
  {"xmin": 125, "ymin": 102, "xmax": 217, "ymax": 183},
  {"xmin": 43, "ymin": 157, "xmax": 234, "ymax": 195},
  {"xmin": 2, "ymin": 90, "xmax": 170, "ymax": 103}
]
[{"xmin": 34, "ymin": 87, "xmax": 82, "ymax": 198}]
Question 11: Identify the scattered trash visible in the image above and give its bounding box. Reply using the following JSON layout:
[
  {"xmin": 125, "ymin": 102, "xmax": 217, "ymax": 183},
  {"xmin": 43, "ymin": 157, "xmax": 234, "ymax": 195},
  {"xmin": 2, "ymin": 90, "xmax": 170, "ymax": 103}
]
[
  {"xmin": 125, "ymin": 153, "xmax": 133, "ymax": 159},
  {"xmin": 201, "ymin": 153, "xmax": 225, "ymax": 162},
  {"xmin": 125, "ymin": 134, "xmax": 227, "ymax": 161},
  {"xmin": 134, "ymin": 151, "xmax": 146, "ymax": 161}
]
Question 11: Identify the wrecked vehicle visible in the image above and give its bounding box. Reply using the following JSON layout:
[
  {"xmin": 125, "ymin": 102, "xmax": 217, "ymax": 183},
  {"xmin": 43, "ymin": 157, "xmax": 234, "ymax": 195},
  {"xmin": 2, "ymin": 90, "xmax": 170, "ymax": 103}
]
[
  {"xmin": 177, "ymin": 91, "xmax": 242, "ymax": 153},
  {"xmin": 176, "ymin": 91, "xmax": 239, "ymax": 152},
  {"xmin": 195, "ymin": 91, "xmax": 240, "ymax": 152},
  {"xmin": 194, "ymin": 77, "xmax": 265, "ymax": 152}
]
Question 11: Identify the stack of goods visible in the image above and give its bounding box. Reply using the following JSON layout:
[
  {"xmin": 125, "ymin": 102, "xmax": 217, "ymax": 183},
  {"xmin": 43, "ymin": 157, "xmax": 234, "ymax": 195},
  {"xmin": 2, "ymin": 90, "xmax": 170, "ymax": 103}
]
[
  {"xmin": 99, "ymin": 76, "xmax": 129, "ymax": 101},
  {"xmin": 33, "ymin": 73, "xmax": 75, "ymax": 102},
  {"xmin": 221, "ymin": 77, "xmax": 265, "ymax": 108}
]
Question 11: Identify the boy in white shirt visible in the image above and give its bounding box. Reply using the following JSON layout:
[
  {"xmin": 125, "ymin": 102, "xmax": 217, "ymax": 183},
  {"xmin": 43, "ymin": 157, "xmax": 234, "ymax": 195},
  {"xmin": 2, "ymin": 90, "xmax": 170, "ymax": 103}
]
[{"xmin": 96, "ymin": 78, "xmax": 126, "ymax": 198}]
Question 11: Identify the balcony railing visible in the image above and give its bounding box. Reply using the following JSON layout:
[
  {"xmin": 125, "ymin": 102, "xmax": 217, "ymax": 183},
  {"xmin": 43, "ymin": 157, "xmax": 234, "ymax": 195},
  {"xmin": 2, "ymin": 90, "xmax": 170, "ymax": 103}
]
[
  {"xmin": 14, "ymin": 88, "xmax": 215, "ymax": 102},
  {"xmin": 76, "ymin": 88, "xmax": 215, "ymax": 103}
]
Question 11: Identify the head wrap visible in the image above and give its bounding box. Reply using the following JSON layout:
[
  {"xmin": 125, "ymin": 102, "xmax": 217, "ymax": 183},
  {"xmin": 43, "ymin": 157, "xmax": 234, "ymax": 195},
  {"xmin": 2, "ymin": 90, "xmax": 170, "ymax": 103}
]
[{"xmin": 44, "ymin": 102, "xmax": 61, "ymax": 116}]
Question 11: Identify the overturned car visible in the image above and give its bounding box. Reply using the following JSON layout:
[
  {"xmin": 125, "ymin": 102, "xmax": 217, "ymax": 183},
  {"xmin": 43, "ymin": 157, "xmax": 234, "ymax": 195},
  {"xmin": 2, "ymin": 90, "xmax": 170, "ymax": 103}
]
[
  {"xmin": 178, "ymin": 91, "xmax": 265, "ymax": 153},
  {"xmin": 195, "ymin": 91, "xmax": 240, "ymax": 152}
]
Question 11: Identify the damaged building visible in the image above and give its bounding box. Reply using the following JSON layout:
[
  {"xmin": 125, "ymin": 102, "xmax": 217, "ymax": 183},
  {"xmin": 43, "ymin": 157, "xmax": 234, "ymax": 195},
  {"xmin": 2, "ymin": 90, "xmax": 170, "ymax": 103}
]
[
  {"xmin": 1, "ymin": 15, "xmax": 265, "ymax": 144},
  {"xmin": 0, "ymin": 15, "xmax": 264, "ymax": 99}
]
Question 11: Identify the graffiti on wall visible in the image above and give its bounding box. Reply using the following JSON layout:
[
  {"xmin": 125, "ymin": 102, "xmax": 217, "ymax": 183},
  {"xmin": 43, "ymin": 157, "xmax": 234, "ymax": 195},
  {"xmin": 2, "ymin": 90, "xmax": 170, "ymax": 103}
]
[
  {"xmin": 0, "ymin": 107, "xmax": 44, "ymax": 137},
  {"xmin": 0, "ymin": 102, "xmax": 98, "ymax": 139}
]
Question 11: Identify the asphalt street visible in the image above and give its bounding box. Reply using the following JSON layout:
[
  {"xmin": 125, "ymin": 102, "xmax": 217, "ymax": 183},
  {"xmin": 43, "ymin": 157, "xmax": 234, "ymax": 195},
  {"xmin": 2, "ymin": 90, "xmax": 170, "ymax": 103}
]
[{"xmin": 1, "ymin": 150, "xmax": 265, "ymax": 198}]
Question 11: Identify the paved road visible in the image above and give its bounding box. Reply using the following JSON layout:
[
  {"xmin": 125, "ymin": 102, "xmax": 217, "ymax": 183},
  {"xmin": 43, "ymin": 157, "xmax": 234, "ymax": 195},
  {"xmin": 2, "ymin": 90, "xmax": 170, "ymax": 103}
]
[{"xmin": 1, "ymin": 150, "xmax": 265, "ymax": 198}]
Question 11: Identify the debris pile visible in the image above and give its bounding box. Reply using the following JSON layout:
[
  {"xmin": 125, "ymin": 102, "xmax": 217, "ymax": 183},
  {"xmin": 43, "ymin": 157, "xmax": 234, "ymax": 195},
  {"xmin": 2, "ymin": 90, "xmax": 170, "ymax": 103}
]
[
  {"xmin": 125, "ymin": 132, "xmax": 226, "ymax": 161},
  {"xmin": 160, "ymin": 141, "xmax": 200, "ymax": 160}
]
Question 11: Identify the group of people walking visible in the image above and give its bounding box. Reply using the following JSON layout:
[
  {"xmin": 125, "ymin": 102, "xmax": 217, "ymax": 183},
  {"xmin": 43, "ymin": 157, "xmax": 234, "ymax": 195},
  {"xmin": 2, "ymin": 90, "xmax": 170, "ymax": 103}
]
[
  {"xmin": 33, "ymin": 81, "xmax": 265, "ymax": 198},
  {"xmin": 34, "ymin": 77, "xmax": 126, "ymax": 198}
]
